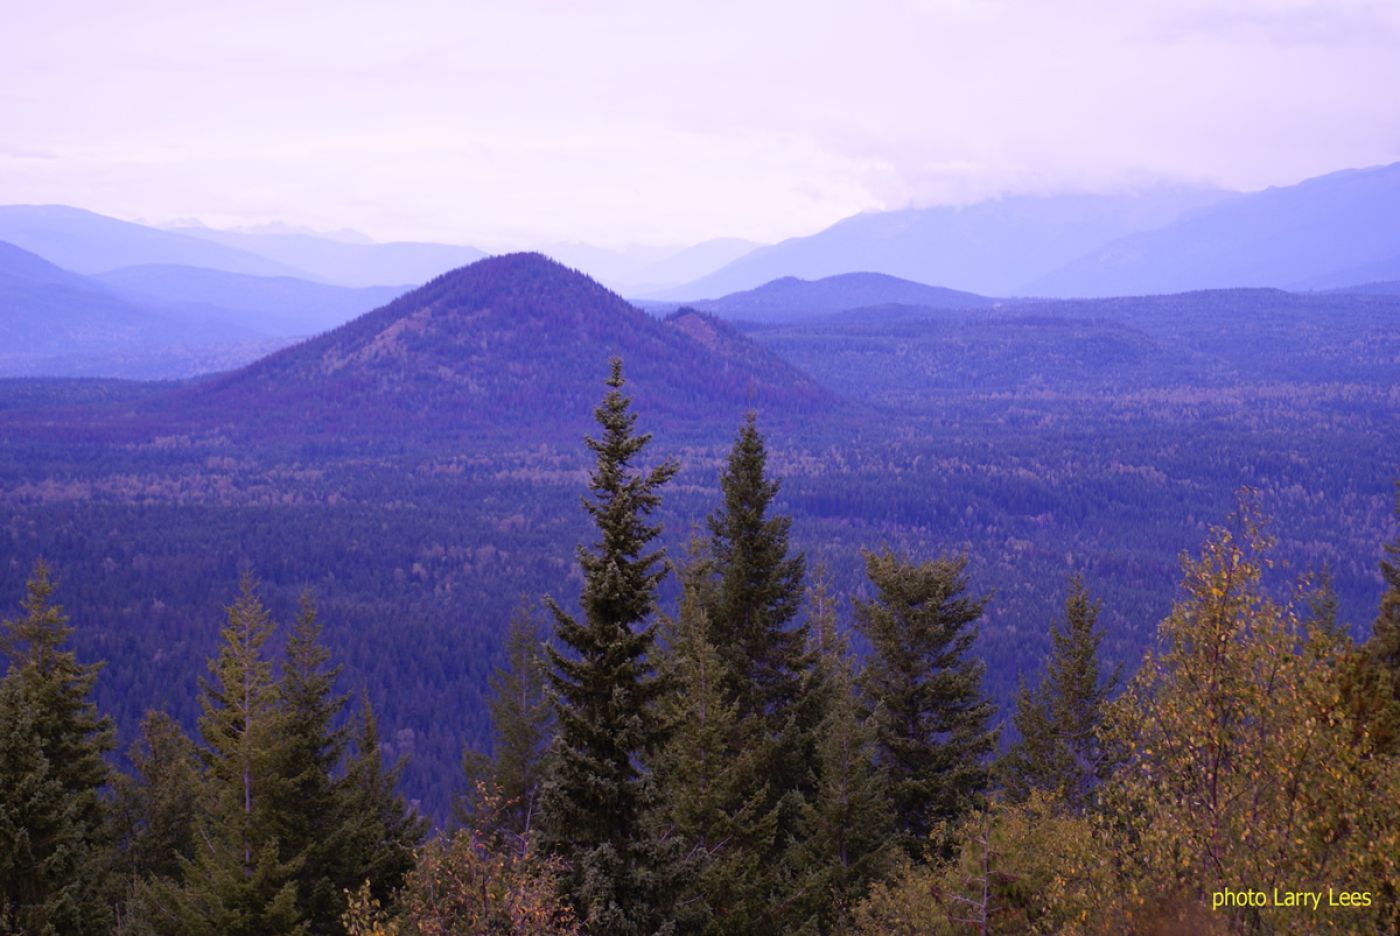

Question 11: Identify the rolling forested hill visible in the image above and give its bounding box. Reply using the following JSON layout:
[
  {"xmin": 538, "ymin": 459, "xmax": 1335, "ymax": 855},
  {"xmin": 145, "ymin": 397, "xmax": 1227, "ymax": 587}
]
[{"xmin": 1, "ymin": 257, "xmax": 1396, "ymax": 818}]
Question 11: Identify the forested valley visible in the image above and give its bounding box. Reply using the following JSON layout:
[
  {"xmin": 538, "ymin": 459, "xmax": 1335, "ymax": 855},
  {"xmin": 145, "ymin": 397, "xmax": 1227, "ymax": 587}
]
[{"xmin": 4, "ymin": 354, "xmax": 1400, "ymax": 933}]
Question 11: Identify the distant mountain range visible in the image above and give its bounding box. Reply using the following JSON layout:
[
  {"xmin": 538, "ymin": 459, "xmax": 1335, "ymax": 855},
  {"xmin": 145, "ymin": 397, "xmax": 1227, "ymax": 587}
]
[
  {"xmin": 167, "ymin": 223, "xmax": 487, "ymax": 289},
  {"xmin": 0, "ymin": 241, "xmax": 286, "ymax": 378},
  {"xmin": 1024, "ymin": 163, "xmax": 1400, "ymax": 296},
  {"xmin": 653, "ymin": 187, "xmax": 1232, "ymax": 299},
  {"xmin": 642, "ymin": 272, "xmax": 997, "ymax": 323}
]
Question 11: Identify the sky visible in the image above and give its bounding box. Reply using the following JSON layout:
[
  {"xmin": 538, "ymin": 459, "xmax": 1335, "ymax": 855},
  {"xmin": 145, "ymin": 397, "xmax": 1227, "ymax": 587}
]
[{"xmin": 3, "ymin": 0, "xmax": 1399, "ymax": 249}]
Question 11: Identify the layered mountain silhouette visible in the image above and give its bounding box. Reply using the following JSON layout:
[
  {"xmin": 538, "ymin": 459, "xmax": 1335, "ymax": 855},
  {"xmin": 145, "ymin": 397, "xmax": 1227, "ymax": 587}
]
[
  {"xmin": 0, "ymin": 205, "xmax": 304, "ymax": 278},
  {"xmin": 1025, "ymin": 163, "xmax": 1400, "ymax": 296},
  {"xmin": 655, "ymin": 272, "xmax": 996, "ymax": 323},
  {"xmin": 94, "ymin": 265, "xmax": 406, "ymax": 337},
  {"xmin": 654, "ymin": 188, "xmax": 1229, "ymax": 298},
  {"xmin": 183, "ymin": 253, "xmax": 829, "ymax": 438},
  {"xmin": 0, "ymin": 241, "xmax": 279, "ymax": 378},
  {"xmin": 169, "ymin": 223, "xmax": 486, "ymax": 288}
]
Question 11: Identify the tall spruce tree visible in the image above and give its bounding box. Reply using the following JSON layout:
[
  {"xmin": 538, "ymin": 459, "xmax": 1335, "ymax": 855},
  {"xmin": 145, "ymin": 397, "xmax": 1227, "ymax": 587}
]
[
  {"xmin": 460, "ymin": 602, "xmax": 555, "ymax": 846},
  {"xmin": 705, "ymin": 413, "xmax": 808, "ymax": 722},
  {"xmin": 0, "ymin": 559, "xmax": 115, "ymax": 933},
  {"xmin": 147, "ymin": 576, "xmax": 305, "ymax": 936},
  {"xmin": 655, "ymin": 545, "xmax": 776, "ymax": 936},
  {"xmin": 793, "ymin": 586, "xmax": 894, "ymax": 934},
  {"xmin": 693, "ymin": 414, "xmax": 816, "ymax": 932},
  {"xmin": 854, "ymin": 548, "xmax": 995, "ymax": 849},
  {"xmin": 538, "ymin": 357, "xmax": 680, "ymax": 936},
  {"xmin": 998, "ymin": 575, "xmax": 1119, "ymax": 811},
  {"xmin": 273, "ymin": 592, "xmax": 351, "ymax": 934}
]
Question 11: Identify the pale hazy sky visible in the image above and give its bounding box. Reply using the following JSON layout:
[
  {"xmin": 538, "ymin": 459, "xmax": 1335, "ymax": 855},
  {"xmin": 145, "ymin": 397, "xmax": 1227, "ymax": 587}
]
[{"xmin": 3, "ymin": 0, "xmax": 1398, "ymax": 248}]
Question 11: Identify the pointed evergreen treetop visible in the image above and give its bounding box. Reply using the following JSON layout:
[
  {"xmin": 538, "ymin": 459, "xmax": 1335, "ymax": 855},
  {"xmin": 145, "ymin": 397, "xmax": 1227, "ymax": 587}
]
[
  {"xmin": 706, "ymin": 412, "xmax": 808, "ymax": 720},
  {"xmin": 540, "ymin": 357, "xmax": 681, "ymax": 935}
]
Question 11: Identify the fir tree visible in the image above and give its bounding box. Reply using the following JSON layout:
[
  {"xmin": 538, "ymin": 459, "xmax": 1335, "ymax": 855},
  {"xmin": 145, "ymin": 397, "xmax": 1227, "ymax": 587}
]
[
  {"xmin": 0, "ymin": 677, "xmax": 86, "ymax": 934},
  {"xmin": 694, "ymin": 414, "xmax": 817, "ymax": 932},
  {"xmin": 793, "ymin": 594, "xmax": 894, "ymax": 934},
  {"xmin": 705, "ymin": 413, "xmax": 808, "ymax": 723},
  {"xmin": 1371, "ymin": 481, "xmax": 1400, "ymax": 702},
  {"xmin": 998, "ymin": 574, "xmax": 1119, "ymax": 811},
  {"xmin": 146, "ymin": 576, "xmax": 305, "ymax": 936},
  {"xmin": 854, "ymin": 548, "xmax": 996, "ymax": 848},
  {"xmin": 538, "ymin": 357, "xmax": 680, "ymax": 936},
  {"xmin": 460, "ymin": 602, "xmax": 555, "ymax": 846},
  {"xmin": 336, "ymin": 694, "xmax": 427, "ymax": 911},
  {"xmin": 655, "ymin": 545, "xmax": 776, "ymax": 936},
  {"xmin": 273, "ymin": 591, "xmax": 351, "ymax": 934},
  {"xmin": 0, "ymin": 559, "xmax": 115, "ymax": 933},
  {"xmin": 111, "ymin": 710, "xmax": 201, "ymax": 885}
]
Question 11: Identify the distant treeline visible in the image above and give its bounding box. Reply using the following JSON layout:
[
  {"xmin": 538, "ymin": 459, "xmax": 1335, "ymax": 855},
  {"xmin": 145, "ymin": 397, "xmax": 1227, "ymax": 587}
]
[{"xmin": 3, "ymin": 359, "xmax": 1398, "ymax": 934}]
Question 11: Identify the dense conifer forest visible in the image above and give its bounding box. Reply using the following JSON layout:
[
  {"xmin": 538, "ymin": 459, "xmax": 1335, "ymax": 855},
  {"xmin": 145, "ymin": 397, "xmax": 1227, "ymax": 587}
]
[{"xmin": 3, "ymin": 358, "xmax": 1398, "ymax": 933}]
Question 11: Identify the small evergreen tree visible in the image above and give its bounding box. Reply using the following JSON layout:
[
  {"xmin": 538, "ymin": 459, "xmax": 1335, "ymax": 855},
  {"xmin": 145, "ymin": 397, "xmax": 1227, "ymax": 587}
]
[
  {"xmin": 460, "ymin": 602, "xmax": 554, "ymax": 846},
  {"xmin": 854, "ymin": 548, "xmax": 996, "ymax": 848},
  {"xmin": 111, "ymin": 710, "xmax": 201, "ymax": 886},
  {"xmin": 537, "ymin": 357, "xmax": 680, "ymax": 935},
  {"xmin": 336, "ymin": 694, "xmax": 427, "ymax": 911},
  {"xmin": 997, "ymin": 574, "xmax": 1119, "ymax": 811},
  {"xmin": 1371, "ymin": 481, "xmax": 1400, "ymax": 710},
  {"xmin": 0, "ymin": 559, "xmax": 115, "ymax": 933}
]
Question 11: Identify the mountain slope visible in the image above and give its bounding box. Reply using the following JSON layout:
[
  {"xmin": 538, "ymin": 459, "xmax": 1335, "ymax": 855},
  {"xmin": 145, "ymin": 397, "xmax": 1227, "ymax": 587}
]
[
  {"xmin": 1026, "ymin": 163, "xmax": 1400, "ymax": 296},
  {"xmin": 0, "ymin": 205, "xmax": 304, "ymax": 277},
  {"xmin": 184, "ymin": 253, "xmax": 829, "ymax": 437},
  {"xmin": 663, "ymin": 272, "xmax": 995, "ymax": 323},
  {"xmin": 655, "ymin": 188, "xmax": 1228, "ymax": 299},
  {"xmin": 0, "ymin": 241, "xmax": 275, "ymax": 378},
  {"xmin": 94, "ymin": 265, "xmax": 407, "ymax": 337},
  {"xmin": 171, "ymin": 224, "xmax": 486, "ymax": 288}
]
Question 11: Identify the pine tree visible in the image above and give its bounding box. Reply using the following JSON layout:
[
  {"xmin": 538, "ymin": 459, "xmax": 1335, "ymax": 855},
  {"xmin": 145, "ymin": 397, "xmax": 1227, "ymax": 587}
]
[
  {"xmin": 146, "ymin": 576, "xmax": 306, "ymax": 936},
  {"xmin": 538, "ymin": 357, "xmax": 680, "ymax": 936},
  {"xmin": 111, "ymin": 710, "xmax": 201, "ymax": 885},
  {"xmin": 705, "ymin": 413, "xmax": 808, "ymax": 723},
  {"xmin": 0, "ymin": 677, "xmax": 86, "ymax": 933},
  {"xmin": 460, "ymin": 602, "xmax": 555, "ymax": 846},
  {"xmin": 793, "ymin": 596, "xmax": 894, "ymax": 933},
  {"xmin": 336, "ymin": 694, "xmax": 427, "ymax": 911},
  {"xmin": 0, "ymin": 559, "xmax": 115, "ymax": 933},
  {"xmin": 997, "ymin": 574, "xmax": 1118, "ymax": 811},
  {"xmin": 854, "ymin": 548, "xmax": 996, "ymax": 849},
  {"xmin": 655, "ymin": 545, "xmax": 775, "ymax": 935},
  {"xmin": 1371, "ymin": 481, "xmax": 1400, "ymax": 706},
  {"xmin": 273, "ymin": 591, "xmax": 351, "ymax": 934}
]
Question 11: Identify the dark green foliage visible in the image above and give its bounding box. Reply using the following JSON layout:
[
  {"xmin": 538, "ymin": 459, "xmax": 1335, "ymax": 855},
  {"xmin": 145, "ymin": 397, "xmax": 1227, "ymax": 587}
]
[
  {"xmin": 0, "ymin": 560, "xmax": 115, "ymax": 933},
  {"xmin": 705, "ymin": 413, "xmax": 809, "ymax": 722},
  {"xmin": 272, "ymin": 592, "xmax": 352, "ymax": 934},
  {"xmin": 1372, "ymin": 482, "xmax": 1400, "ymax": 694},
  {"xmin": 145, "ymin": 577, "xmax": 306, "ymax": 936},
  {"xmin": 336, "ymin": 694, "xmax": 427, "ymax": 910},
  {"xmin": 686, "ymin": 414, "xmax": 817, "ymax": 933},
  {"xmin": 0, "ymin": 678, "xmax": 86, "ymax": 934},
  {"xmin": 854, "ymin": 548, "xmax": 996, "ymax": 847},
  {"xmin": 539, "ymin": 358, "xmax": 681, "ymax": 935},
  {"xmin": 655, "ymin": 547, "xmax": 776, "ymax": 936},
  {"xmin": 110, "ymin": 710, "xmax": 200, "ymax": 886},
  {"xmin": 793, "ymin": 587, "xmax": 894, "ymax": 933},
  {"xmin": 998, "ymin": 575, "xmax": 1119, "ymax": 811},
  {"xmin": 460, "ymin": 602, "xmax": 554, "ymax": 844}
]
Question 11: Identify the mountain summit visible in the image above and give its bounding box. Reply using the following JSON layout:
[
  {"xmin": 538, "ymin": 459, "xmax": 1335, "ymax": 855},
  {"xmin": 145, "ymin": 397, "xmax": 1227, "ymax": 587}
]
[{"xmin": 191, "ymin": 253, "xmax": 828, "ymax": 438}]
